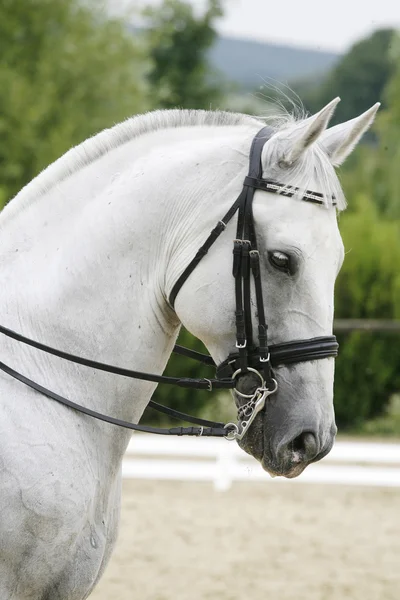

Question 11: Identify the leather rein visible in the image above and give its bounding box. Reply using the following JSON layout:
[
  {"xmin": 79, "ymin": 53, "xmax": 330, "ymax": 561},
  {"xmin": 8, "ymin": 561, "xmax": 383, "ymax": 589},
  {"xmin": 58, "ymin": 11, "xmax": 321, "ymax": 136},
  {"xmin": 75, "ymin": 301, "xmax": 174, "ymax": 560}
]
[{"xmin": 0, "ymin": 126, "xmax": 338, "ymax": 440}]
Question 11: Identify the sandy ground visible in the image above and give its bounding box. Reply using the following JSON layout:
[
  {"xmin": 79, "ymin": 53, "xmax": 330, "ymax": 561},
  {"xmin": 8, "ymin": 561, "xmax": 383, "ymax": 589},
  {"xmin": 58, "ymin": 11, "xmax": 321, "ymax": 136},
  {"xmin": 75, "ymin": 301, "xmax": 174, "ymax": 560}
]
[{"xmin": 90, "ymin": 480, "xmax": 400, "ymax": 600}]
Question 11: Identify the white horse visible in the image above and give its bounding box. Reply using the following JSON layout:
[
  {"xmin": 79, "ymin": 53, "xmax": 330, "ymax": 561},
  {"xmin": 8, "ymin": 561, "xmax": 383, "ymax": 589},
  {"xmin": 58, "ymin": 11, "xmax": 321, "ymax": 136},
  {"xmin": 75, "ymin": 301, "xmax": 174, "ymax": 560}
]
[{"xmin": 0, "ymin": 99, "xmax": 378, "ymax": 599}]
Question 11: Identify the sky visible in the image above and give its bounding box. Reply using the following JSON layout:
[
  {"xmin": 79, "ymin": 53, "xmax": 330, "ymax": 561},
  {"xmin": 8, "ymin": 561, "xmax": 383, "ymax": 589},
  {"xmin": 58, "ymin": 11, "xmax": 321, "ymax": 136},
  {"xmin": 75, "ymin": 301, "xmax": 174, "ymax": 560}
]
[{"xmin": 112, "ymin": 0, "xmax": 400, "ymax": 52}]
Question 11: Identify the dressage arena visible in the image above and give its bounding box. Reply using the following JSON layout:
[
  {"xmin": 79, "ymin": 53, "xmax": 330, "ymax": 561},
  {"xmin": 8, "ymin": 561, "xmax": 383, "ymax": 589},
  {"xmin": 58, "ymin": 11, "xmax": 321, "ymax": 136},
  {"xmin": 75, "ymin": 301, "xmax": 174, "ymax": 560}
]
[{"xmin": 91, "ymin": 440, "xmax": 400, "ymax": 600}]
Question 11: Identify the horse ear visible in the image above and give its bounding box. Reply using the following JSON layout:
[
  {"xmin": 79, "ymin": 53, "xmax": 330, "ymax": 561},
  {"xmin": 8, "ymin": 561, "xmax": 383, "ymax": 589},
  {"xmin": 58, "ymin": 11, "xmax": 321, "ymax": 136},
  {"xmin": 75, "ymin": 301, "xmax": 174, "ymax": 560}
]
[
  {"xmin": 320, "ymin": 103, "xmax": 381, "ymax": 166},
  {"xmin": 280, "ymin": 97, "xmax": 340, "ymax": 167}
]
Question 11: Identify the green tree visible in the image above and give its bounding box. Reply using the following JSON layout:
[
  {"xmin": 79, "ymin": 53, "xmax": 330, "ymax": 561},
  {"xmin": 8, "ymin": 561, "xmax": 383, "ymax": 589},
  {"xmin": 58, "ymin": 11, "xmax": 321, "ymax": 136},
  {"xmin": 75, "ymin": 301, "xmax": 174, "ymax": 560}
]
[
  {"xmin": 333, "ymin": 193, "xmax": 400, "ymax": 428},
  {"xmin": 298, "ymin": 29, "xmax": 396, "ymax": 124},
  {"xmin": 308, "ymin": 33, "xmax": 400, "ymax": 429},
  {"xmin": 336, "ymin": 194, "xmax": 400, "ymax": 319},
  {"xmin": 339, "ymin": 32, "xmax": 400, "ymax": 218},
  {"xmin": 377, "ymin": 34, "xmax": 400, "ymax": 217},
  {"xmin": 143, "ymin": 0, "xmax": 223, "ymax": 109},
  {"xmin": 0, "ymin": 0, "xmax": 148, "ymax": 206}
]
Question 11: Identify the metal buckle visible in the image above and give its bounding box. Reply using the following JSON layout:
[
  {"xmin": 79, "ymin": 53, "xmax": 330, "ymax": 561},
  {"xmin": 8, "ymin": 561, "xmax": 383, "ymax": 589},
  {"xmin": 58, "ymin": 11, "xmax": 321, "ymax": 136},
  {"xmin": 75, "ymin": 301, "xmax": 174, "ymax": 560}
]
[
  {"xmin": 235, "ymin": 340, "xmax": 247, "ymax": 349},
  {"xmin": 233, "ymin": 239, "xmax": 251, "ymax": 245},
  {"xmin": 259, "ymin": 353, "xmax": 270, "ymax": 363},
  {"xmin": 203, "ymin": 378, "xmax": 212, "ymax": 392}
]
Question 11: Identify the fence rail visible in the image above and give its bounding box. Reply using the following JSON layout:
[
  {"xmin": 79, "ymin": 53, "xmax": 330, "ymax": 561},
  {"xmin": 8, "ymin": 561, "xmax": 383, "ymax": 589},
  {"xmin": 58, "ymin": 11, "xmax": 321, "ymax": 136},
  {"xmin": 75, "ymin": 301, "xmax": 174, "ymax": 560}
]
[
  {"xmin": 333, "ymin": 319, "xmax": 400, "ymax": 332},
  {"xmin": 123, "ymin": 436, "xmax": 400, "ymax": 491}
]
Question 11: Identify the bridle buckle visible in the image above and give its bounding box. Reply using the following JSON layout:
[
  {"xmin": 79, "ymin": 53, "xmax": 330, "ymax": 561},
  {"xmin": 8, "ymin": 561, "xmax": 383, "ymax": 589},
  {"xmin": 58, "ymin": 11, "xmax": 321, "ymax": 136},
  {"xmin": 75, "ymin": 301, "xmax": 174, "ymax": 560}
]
[
  {"xmin": 259, "ymin": 353, "xmax": 270, "ymax": 363},
  {"xmin": 236, "ymin": 340, "xmax": 247, "ymax": 349},
  {"xmin": 203, "ymin": 378, "xmax": 213, "ymax": 392}
]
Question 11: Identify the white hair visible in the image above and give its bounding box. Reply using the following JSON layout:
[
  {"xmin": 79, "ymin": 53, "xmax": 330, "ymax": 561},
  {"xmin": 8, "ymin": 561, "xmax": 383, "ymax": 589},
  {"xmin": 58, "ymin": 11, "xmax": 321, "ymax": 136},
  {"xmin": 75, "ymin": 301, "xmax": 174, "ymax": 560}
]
[{"xmin": 4, "ymin": 108, "xmax": 345, "ymax": 220}]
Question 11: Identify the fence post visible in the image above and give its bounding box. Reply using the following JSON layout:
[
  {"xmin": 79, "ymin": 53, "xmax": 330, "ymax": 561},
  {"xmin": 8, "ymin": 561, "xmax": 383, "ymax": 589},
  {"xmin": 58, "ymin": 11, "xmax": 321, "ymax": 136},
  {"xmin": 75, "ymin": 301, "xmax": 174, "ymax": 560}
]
[{"xmin": 214, "ymin": 445, "xmax": 235, "ymax": 491}]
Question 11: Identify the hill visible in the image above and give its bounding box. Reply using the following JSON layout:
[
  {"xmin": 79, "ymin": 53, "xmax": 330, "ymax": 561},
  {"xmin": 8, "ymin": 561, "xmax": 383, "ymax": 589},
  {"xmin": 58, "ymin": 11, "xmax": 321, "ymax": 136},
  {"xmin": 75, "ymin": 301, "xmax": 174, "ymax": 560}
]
[{"xmin": 208, "ymin": 36, "xmax": 340, "ymax": 89}]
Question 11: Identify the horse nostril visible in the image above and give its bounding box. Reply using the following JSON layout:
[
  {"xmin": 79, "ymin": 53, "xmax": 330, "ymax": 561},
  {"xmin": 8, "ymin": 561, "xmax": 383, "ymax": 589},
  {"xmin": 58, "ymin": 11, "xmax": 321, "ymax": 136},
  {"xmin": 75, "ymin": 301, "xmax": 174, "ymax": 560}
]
[{"xmin": 291, "ymin": 431, "xmax": 318, "ymax": 462}]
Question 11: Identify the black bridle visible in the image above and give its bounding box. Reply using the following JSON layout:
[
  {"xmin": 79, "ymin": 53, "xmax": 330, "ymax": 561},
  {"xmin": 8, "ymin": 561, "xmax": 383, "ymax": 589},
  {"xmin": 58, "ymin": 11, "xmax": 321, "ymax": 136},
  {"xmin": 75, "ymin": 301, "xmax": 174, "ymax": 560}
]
[{"xmin": 0, "ymin": 126, "xmax": 338, "ymax": 439}]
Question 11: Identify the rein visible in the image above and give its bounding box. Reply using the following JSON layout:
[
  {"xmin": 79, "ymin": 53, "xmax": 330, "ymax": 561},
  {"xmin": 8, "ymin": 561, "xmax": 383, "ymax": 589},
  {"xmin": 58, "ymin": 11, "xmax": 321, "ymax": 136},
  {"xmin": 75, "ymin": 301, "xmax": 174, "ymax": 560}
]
[{"xmin": 0, "ymin": 126, "xmax": 338, "ymax": 440}]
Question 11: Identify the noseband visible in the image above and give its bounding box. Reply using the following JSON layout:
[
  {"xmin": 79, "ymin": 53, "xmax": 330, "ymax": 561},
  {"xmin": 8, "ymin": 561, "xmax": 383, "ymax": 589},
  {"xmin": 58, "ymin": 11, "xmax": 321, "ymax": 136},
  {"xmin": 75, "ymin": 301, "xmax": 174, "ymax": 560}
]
[{"xmin": 0, "ymin": 126, "xmax": 338, "ymax": 440}]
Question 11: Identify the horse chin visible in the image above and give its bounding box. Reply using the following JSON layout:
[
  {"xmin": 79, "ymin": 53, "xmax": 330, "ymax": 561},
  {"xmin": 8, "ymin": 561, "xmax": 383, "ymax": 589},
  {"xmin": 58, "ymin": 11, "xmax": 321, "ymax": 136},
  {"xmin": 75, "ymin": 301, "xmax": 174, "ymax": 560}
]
[
  {"xmin": 238, "ymin": 430, "xmax": 309, "ymax": 478},
  {"xmin": 236, "ymin": 412, "xmax": 311, "ymax": 479},
  {"xmin": 261, "ymin": 459, "xmax": 308, "ymax": 479}
]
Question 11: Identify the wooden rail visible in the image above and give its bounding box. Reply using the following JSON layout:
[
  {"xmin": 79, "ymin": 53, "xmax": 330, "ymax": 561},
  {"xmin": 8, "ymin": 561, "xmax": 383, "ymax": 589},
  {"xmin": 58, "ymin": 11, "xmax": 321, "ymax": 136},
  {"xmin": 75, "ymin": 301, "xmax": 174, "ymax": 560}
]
[
  {"xmin": 334, "ymin": 319, "xmax": 400, "ymax": 332},
  {"xmin": 123, "ymin": 436, "xmax": 400, "ymax": 491}
]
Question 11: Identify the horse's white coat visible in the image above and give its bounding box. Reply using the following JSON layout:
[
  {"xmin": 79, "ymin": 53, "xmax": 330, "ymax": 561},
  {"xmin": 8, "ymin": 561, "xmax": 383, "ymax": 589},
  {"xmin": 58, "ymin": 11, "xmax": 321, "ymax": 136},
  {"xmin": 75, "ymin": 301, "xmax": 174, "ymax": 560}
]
[{"xmin": 0, "ymin": 104, "xmax": 378, "ymax": 599}]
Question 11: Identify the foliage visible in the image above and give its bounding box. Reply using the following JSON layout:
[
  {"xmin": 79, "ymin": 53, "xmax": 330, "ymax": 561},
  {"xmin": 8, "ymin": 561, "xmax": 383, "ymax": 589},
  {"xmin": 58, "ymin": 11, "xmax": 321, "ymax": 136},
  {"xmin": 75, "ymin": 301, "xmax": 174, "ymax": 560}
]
[
  {"xmin": 339, "ymin": 33, "xmax": 400, "ymax": 219},
  {"xmin": 296, "ymin": 29, "xmax": 396, "ymax": 123},
  {"xmin": 142, "ymin": 0, "xmax": 224, "ymax": 109},
  {"xmin": 356, "ymin": 395, "xmax": 400, "ymax": 437},
  {"xmin": 335, "ymin": 36, "xmax": 400, "ymax": 429},
  {"xmin": 335, "ymin": 194, "xmax": 400, "ymax": 320},
  {"xmin": 334, "ymin": 331, "xmax": 400, "ymax": 429},
  {"xmin": 0, "ymin": 0, "xmax": 148, "ymax": 205}
]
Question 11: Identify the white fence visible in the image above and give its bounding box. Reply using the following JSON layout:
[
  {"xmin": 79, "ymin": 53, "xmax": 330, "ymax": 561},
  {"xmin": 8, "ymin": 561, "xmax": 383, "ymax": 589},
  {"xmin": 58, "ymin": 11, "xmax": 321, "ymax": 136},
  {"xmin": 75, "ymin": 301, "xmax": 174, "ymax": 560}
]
[{"xmin": 122, "ymin": 435, "xmax": 400, "ymax": 491}]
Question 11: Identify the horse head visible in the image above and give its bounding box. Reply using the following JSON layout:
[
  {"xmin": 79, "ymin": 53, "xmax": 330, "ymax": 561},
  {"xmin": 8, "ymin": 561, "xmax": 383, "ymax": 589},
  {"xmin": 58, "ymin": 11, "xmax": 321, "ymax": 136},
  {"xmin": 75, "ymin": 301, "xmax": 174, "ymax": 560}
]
[{"xmin": 172, "ymin": 99, "xmax": 379, "ymax": 477}]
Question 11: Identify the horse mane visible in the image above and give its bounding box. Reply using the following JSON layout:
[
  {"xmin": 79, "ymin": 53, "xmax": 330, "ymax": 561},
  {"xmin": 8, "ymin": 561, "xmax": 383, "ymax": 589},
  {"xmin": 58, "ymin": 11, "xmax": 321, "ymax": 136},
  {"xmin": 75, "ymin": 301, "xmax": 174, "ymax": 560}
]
[{"xmin": 3, "ymin": 108, "xmax": 345, "ymax": 220}]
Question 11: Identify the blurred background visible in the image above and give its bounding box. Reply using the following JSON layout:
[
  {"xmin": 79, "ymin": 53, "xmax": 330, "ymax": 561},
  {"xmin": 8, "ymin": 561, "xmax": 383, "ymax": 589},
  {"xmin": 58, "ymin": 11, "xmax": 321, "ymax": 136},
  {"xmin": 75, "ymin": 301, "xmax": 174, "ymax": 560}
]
[
  {"xmin": 0, "ymin": 0, "xmax": 400, "ymax": 436},
  {"xmin": 1, "ymin": 1, "xmax": 400, "ymax": 599},
  {"xmin": 0, "ymin": 0, "xmax": 400, "ymax": 435},
  {"xmin": 1, "ymin": 0, "xmax": 399, "ymax": 435}
]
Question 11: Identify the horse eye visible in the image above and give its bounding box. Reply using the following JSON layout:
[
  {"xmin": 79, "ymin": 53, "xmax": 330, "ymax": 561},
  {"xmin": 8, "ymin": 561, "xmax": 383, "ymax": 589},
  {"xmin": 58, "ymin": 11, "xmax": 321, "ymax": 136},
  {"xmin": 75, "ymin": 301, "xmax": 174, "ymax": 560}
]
[{"xmin": 269, "ymin": 251, "xmax": 290, "ymax": 273}]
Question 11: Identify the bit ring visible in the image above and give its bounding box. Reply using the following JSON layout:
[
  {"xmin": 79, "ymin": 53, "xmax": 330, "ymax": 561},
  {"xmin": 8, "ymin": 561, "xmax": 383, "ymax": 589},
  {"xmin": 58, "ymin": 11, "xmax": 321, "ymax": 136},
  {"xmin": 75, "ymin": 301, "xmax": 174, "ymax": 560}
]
[{"xmin": 231, "ymin": 367, "xmax": 265, "ymax": 399}]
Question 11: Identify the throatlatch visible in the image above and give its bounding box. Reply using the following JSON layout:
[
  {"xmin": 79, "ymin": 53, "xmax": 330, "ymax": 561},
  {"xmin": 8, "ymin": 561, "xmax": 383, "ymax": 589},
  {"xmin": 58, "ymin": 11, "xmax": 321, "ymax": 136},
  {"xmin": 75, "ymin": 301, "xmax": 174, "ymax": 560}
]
[{"xmin": 0, "ymin": 126, "xmax": 338, "ymax": 440}]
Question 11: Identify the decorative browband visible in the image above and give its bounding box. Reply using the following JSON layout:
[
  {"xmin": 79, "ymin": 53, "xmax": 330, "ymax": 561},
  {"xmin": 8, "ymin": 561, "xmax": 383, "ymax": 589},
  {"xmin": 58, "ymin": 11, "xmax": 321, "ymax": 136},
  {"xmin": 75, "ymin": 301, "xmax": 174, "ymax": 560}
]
[{"xmin": 244, "ymin": 177, "xmax": 337, "ymax": 206}]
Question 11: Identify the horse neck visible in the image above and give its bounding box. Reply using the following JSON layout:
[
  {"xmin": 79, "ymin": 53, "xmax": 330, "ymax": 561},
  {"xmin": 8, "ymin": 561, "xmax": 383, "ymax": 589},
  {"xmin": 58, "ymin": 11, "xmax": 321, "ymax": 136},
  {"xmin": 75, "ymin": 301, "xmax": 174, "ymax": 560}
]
[{"xmin": 0, "ymin": 124, "xmax": 254, "ymax": 458}]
